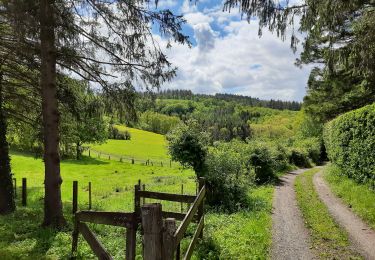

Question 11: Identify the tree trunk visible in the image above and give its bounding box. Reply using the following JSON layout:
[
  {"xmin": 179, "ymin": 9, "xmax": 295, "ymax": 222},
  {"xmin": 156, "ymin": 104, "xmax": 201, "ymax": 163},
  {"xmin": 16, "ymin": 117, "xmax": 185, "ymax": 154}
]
[
  {"xmin": 40, "ymin": 0, "xmax": 66, "ymax": 228},
  {"xmin": 0, "ymin": 71, "xmax": 15, "ymax": 215}
]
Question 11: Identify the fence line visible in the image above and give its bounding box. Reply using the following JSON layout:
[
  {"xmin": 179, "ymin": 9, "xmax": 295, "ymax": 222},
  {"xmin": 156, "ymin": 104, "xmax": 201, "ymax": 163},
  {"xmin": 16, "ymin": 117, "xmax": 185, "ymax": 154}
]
[{"xmin": 84, "ymin": 148, "xmax": 174, "ymax": 168}]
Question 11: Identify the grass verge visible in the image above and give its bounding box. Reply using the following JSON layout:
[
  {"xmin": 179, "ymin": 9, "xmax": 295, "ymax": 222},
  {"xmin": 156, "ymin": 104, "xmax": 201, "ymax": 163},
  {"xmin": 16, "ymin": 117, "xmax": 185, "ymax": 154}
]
[
  {"xmin": 294, "ymin": 168, "xmax": 361, "ymax": 259},
  {"xmin": 193, "ymin": 185, "xmax": 274, "ymax": 259},
  {"xmin": 324, "ymin": 165, "xmax": 375, "ymax": 230}
]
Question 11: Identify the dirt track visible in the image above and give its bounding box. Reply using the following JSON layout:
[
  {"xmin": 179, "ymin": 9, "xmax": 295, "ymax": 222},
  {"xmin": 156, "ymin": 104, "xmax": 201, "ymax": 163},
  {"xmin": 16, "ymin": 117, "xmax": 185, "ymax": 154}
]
[
  {"xmin": 271, "ymin": 169, "xmax": 315, "ymax": 260},
  {"xmin": 314, "ymin": 171, "xmax": 375, "ymax": 260}
]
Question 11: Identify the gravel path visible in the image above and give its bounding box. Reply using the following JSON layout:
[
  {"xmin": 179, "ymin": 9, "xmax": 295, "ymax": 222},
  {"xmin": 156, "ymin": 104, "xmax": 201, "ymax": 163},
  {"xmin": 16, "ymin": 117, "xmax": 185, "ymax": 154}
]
[
  {"xmin": 271, "ymin": 169, "xmax": 315, "ymax": 260},
  {"xmin": 314, "ymin": 171, "xmax": 375, "ymax": 260}
]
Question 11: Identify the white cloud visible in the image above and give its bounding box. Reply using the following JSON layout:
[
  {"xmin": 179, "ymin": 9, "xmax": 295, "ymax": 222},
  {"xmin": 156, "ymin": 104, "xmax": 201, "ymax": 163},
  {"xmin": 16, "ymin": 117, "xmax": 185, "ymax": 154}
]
[
  {"xmin": 155, "ymin": 2, "xmax": 312, "ymax": 101},
  {"xmin": 156, "ymin": 0, "xmax": 178, "ymax": 9}
]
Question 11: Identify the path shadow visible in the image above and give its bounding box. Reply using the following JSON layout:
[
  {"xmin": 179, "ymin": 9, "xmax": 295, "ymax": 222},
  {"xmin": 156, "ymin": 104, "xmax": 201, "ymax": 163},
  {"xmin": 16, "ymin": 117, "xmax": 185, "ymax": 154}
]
[{"xmin": 63, "ymin": 156, "xmax": 109, "ymax": 165}]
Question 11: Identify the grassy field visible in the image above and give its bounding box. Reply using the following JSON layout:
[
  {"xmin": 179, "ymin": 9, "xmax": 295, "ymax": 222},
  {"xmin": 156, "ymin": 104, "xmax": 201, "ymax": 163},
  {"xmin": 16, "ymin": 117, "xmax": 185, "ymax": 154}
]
[
  {"xmin": 88, "ymin": 126, "xmax": 169, "ymax": 162},
  {"xmin": 1, "ymin": 151, "xmax": 195, "ymax": 259},
  {"xmin": 1, "ymin": 127, "xmax": 276, "ymax": 259},
  {"xmin": 324, "ymin": 165, "xmax": 375, "ymax": 230},
  {"xmin": 294, "ymin": 168, "xmax": 361, "ymax": 259}
]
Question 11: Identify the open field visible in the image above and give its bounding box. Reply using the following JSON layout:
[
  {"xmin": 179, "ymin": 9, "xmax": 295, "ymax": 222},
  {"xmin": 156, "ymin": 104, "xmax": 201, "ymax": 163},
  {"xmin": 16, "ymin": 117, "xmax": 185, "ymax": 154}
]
[
  {"xmin": 2, "ymin": 125, "xmax": 275, "ymax": 259},
  {"xmin": 87, "ymin": 126, "xmax": 169, "ymax": 163}
]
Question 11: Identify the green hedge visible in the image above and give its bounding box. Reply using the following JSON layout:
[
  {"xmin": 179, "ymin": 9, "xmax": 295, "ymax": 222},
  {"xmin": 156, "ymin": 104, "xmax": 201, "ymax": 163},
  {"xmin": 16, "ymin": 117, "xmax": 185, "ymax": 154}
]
[{"xmin": 323, "ymin": 103, "xmax": 375, "ymax": 183}]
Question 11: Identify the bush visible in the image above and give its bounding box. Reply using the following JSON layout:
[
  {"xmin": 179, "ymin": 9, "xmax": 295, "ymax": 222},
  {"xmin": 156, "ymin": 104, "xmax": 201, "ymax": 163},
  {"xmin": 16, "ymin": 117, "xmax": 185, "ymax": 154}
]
[
  {"xmin": 288, "ymin": 149, "xmax": 310, "ymax": 168},
  {"xmin": 294, "ymin": 137, "xmax": 323, "ymax": 165},
  {"xmin": 247, "ymin": 146, "xmax": 275, "ymax": 184},
  {"xmin": 109, "ymin": 125, "xmax": 131, "ymax": 140},
  {"xmin": 205, "ymin": 144, "xmax": 251, "ymax": 212},
  {"xmin": 324, "ymin": 103, "xmax": 375, "ymax": 183}
]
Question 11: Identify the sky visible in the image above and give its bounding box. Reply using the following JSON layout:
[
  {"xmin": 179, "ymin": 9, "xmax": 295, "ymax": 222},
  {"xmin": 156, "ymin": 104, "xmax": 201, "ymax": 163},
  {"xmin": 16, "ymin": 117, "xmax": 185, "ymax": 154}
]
[{"xmin": 151, "ymin": 0, "xmax": 313, "ymax": 102}]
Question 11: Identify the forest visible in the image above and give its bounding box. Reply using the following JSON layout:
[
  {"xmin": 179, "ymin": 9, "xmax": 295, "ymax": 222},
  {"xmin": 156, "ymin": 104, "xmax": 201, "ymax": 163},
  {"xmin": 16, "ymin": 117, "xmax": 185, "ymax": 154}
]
[{"xmin": 0, "ymin": 0, "xmax": 374, "ymax": 259}]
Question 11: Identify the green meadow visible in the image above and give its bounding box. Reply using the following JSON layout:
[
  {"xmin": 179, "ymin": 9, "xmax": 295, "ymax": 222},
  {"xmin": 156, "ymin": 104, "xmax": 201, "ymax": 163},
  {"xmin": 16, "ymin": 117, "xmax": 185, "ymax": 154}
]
[
  {"xmin": 1, "ymin": 128, "xmax": 274, "ymax": 259},
  {"xmin": 87, "ymin": 126, "xmax": 169, "ymax": 162}
]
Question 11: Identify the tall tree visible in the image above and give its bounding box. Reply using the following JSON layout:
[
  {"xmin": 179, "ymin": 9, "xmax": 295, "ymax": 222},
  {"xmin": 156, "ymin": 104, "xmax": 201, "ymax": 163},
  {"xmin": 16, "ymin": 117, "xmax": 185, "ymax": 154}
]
[
  {"xmin": 2, "ymin": 0, "xmax": 189, "ymax": 228},
  {"xmin": 0, "ymin": 66, "xmax": 15, "ymax": 214},
  {"xmin": 224, "ymin": 0, "xmax": 375, "ymax": 120}
]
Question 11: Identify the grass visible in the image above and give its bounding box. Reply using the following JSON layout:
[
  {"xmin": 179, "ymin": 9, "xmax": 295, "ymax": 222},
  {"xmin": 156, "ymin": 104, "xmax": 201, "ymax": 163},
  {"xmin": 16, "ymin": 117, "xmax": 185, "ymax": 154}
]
[
  {"xmin": 1, "ymin": 148, "xmax": 275, "ymax": 259},
  {"xmin": 0, "ymin": 151, "xmax": 195, "ymax": 259},
  {"xmin": 294, "ymin": 168, "xmax": 361, "ymax": 259},
  {"xmin": 88, "ymin": 126, "xmax": 169, "ymax": 162},
  {"xmin": 193, "ymin": 186, "xmax": 274, "ymax": 259},
  {"xmin": 324, "ymin": 165, "xmax": 375, "ymax": 230}
]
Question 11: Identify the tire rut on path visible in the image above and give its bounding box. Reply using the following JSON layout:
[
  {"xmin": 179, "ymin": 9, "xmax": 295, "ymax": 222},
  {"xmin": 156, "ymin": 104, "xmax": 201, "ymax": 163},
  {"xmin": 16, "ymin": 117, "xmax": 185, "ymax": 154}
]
[
  {"xmin": 314, "ymin": 171, "xmax": 375, "ymax": 260},
  {"xmin": 271, "ymin": 169, "xmax": 315, "ymax": 260}
]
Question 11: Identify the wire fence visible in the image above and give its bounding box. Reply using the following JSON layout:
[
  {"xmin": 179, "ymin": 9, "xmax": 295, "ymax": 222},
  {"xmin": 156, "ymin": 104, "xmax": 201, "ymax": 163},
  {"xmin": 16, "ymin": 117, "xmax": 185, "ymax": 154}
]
[{"xmin": 83, "ymin": 148, "xmax": 174, "ymax": 168}]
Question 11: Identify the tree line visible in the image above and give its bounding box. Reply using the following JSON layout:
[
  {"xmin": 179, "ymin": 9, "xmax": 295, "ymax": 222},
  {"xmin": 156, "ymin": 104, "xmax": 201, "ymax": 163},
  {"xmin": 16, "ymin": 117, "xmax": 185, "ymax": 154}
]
[{"xmin": 149, "ymin": 89, "xmax": 302, "ymax": 111}]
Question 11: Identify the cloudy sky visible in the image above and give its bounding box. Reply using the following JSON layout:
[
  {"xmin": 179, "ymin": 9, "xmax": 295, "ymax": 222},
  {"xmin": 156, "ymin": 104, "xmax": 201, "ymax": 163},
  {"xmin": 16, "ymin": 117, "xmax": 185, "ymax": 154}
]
[{"xmin": 152, "ymin": 0, "xmax": 312, "ymax": 102}]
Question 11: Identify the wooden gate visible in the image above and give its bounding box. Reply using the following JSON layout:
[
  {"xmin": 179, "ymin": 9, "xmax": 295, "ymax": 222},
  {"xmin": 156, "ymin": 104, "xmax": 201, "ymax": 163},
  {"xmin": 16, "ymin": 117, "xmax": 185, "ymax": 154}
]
[{"xmin": 71, "ymin": 178, "xmax": 205, "ymax": 260}]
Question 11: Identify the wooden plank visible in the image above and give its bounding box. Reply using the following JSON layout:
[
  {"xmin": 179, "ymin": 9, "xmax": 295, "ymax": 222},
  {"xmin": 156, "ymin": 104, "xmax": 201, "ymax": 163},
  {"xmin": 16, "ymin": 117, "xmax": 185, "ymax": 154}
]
[
  {"xmin": 174, "ymin": 186, "xmax": 205, "ymax": 244},
  {"xmin": 79, "ymin": 222, "xmax": 113, "ymax": 260},
  {"xmin": 183, "ymin": 216, "xmax": 204, "ymax": 260},
  {"xmin": 138, "ymin": 190, "xmax": 196, "ymax": 203},
  {"xmin": 77, "ymin": 211, "xmax": 137, "ymax": 228},
  {"xmin": 163, "ymin": 218, "xmax": 177, "ymax": 260},
  {"xmin": 141, "ymin": 204, "xmax": 163, "ymax": 260},
  {"xmin": 126, "ymin": 224, "xmax": 136, "ymax": 260}
]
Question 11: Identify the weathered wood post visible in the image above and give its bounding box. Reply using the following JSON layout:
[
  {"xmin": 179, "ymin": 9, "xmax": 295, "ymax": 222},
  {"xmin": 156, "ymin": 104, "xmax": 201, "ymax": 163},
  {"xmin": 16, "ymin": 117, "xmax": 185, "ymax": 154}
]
[
  {"xmin": 108, "ymin": 155, "xmax": 111, "ymax": 160},
  {"xmin": 71, "ymin": 214, "xmax": 79, "ymax": 256},
  {"xmin": 163, "ymin": 218, "xmax": 176, "ymax": 260},
  {"xmin": 141, "ymin": 203, "xmax": 163, "ymax": 260},
  {"xmin": 132, "ymin": 158, "xmax": 134, "ymax": 164},
  {"xmin": 73, "ymin": 181, "xmax": 78, "ymax": 214},
  {"xmin": 142, "ymin": 184, "xmax": 146, "ymax": 205},
  {"xmin": 181, "ymin": 184, "xmax": 184, "ymax": 213},
  {"xmin": 134, "ymin": 182, "xmax": 141, "ymax": 216},
  {"xmin": 161, "ymin": 161, "xmax": 163, "ymax": 167},
  {"xmin": 13, "ymin": 178, "xmax": 16, "ymax": 198},
  {"xmin": 126, "ymin": 221, "xmax": 137, "ymax": 260},
  {"xmin": 22, "ymin": 178, "xmax": 27, "ymax": 206},
  {"xmin": 88, "ymin": 182, "xmax": 92, "ymax": 210},
  {"xmin": 176, "ymin": 244, "xmax": 181, "ymax": 260},
  {"xmin": 198, "ymin": 177, "xmax": 205, "ymax": 239},
  {"xmin": 88, "ymin": 149, "xmax": 91, "ymax": 157}
]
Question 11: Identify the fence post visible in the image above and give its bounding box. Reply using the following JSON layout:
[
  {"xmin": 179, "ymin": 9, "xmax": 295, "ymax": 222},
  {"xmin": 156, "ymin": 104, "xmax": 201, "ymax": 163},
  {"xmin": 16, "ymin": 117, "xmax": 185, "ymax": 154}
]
[
  {"xmin": 13, "ymin": 178, "xmax": 16, "ymax": 198},
  {"xmin": 132, "ymin": 158, "xmax": 134, "ymax": 164},
  {"xmin": 163, "ymin": 218, "xmax": 176, "ymax": 260},
  {"xmin": 134, "ymin": 183, "xmax": 141, "ymax": 216},
  {"xmin": 88, "ymin": 182, "xmax": 92, "ymax": 210},
  {"xmin": 176, "ymin": 244, "xmax": 181, "ymax": 260},
  {"xmin": 181, "ymin": 184, "xmax": 184, "ymax": 213},
  {"xmin": 108, "ymin": 155, "xmax": 111, "ymax": 160},
  {"xmin": 22, "ymin": 178, "xmax": 27, "ymax": 206},
  {"xmin": 120, "ymin": 157, "xmax": 123, "ymax": 162},
  {"xmin": 73, "ymin": 181, "xmax": 78, "ymax": 214},
  {"xmin": 142, "ymin": 184, "xmax": 146, "ymax": 205},
  {"xmin": 161, "ymin": 161, "xmax": 163, "ymax": 167},
  {"xmin": 126, "ymin": 222, "xmax": 137, "ymax": 260},
  {"xmin": 198, "ymin": 177, "xmax": 205, "ymax": 239},
  {"xmin": 88, "ymin": 149, "xmax": 91, "ymax": 157},
  {"xmin": 141, "ymin": 203, "xmax": 163, "ymax": 260}
]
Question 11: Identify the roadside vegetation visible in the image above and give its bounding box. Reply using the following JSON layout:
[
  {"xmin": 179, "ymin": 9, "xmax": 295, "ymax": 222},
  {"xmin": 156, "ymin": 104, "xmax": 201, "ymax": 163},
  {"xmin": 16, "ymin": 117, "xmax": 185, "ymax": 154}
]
[
  {"xmin": 324, "ymin": 165, "xmax": 375, "ymax": 230},
  {"xmin": 295, "ymin": 168, "xmax": 361, "ymax": 259}
]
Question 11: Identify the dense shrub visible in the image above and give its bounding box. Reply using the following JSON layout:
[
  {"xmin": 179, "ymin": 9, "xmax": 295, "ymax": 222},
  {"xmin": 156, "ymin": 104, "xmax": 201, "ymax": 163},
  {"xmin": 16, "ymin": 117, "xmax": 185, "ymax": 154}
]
[
  {"xmin": 247, "ymin": 146, "xmax": 275, "ymax": 184},
  {"xmin": 324, "ymin": 103, "xmax": 375, "ymax": 183},
  {"xmin": 109, "ymin": 125, "xmax": 131, "ymax": 140},
  {"xmin": 205, "ymin": 145, "xmax": 251, "ymax": 212},
  {"xmin": 139, "ymin": 111, "xmax": 180, "ymax": 134},
  {"xmin": 294, "ymin": 137, "xmax": 322, "ymax": 165},
  {"xmin": 288, "ymin": 149, "xmax": 310, "ymax": 168}
]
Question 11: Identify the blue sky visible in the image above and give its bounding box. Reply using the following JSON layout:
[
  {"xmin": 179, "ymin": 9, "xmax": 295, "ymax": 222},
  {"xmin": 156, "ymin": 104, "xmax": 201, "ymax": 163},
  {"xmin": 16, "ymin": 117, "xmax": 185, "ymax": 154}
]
[{"xmin": 151, "ymin": 0, "xmax": 312, "ymax": 101}]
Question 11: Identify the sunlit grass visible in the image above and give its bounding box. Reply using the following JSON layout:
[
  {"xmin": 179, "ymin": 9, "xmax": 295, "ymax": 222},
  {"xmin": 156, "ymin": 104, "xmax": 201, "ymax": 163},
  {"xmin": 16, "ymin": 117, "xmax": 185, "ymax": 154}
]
[
  {"xmin": 295, "ymin": 168, "xmax": 361, "ymax": 259},
  {"xmin": 324, "ymin": 165, "xmax": 375, "ymax": 229}
]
